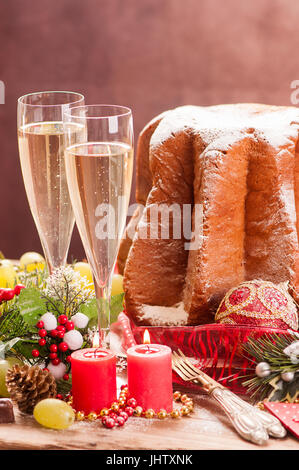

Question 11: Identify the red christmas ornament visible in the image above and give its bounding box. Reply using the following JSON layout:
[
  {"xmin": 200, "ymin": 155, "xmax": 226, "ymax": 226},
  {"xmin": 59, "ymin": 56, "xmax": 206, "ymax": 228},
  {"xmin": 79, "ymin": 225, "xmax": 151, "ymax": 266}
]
[{"xmin": 215, "ymin": 280, "xmax": 298, "ymax": 330}]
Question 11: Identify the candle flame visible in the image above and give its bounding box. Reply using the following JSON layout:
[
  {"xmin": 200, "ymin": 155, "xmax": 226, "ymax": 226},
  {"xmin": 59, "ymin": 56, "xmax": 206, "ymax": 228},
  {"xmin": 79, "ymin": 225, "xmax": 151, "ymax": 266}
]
[
  {"xmin": 92, "ymin": 332, "xmax": 100, "ymax": 348},
  {"xmin": 143, "ymin": 329, "xmax": 151, "ymax": 344}
]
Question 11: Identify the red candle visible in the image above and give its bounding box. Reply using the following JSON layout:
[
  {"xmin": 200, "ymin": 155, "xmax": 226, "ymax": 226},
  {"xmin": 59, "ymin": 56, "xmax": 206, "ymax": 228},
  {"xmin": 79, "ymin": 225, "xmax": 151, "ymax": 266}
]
[
  {"xmin": 71, "ymin": 348, "xmax": 117, "ymax": 415},
  {"xmin": 127, "ymin": 343, "xmax": 173, "ymax": 413}
]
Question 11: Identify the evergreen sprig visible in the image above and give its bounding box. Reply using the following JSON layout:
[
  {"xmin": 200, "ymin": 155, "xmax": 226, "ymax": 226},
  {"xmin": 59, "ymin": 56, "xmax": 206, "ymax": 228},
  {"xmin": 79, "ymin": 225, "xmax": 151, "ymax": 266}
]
[
  {"xmin": 0, "ymin": 302, "xmax": 31, "ymax": 343},
  {"xmin": 242, "ymin": 333, "xmax": 299, "ymax": 401}
]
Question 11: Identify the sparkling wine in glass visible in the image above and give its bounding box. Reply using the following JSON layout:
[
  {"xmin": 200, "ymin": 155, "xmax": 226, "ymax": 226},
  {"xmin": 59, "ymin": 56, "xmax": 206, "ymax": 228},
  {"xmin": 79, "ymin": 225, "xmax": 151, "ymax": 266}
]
[
  {"xmin": 63, "ymin": 105, "xmax": 134, "ymax": 348},
  {"xmin": 17, "ymin": 91, "xmax": 85, "ymax": 274}
]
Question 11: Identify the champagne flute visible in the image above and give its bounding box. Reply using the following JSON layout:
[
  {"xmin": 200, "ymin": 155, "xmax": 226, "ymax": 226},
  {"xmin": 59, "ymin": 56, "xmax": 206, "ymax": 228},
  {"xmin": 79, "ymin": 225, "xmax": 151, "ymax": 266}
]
[
  {"xmin": 63, "ymin": 105, "xmax": 134, "ymax": 348},
  {"xmin": 17, "ymin": 91, "xmax": 85, "ymax": 274}
]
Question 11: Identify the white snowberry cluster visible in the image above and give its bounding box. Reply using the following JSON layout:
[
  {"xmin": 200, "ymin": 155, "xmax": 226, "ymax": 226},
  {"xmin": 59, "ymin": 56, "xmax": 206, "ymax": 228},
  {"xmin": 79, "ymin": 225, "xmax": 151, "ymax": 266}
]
[{"xmin": 37, "ymin": 311, "xmax": 90, "ymax": 380}]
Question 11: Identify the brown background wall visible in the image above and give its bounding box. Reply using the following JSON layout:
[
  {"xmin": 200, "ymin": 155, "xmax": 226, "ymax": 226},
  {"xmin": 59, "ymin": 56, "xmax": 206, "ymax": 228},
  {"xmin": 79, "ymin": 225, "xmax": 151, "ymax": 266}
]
[{"xmin": 0, "ymin": 0, "xmax": 299, "ymax": 260}]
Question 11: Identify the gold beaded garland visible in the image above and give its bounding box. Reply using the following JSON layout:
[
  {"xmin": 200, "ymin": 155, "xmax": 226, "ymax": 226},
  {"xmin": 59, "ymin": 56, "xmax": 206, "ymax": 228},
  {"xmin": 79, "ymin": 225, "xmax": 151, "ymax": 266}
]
[
  {"xmin": 171, "ymin": 409, "xmax": 180, "ymax": 419},
  {"xmin": 180, "ymin": 405, "xmax": 190, "ymax": 416},
  {"xmin": 145, "ymin": 408, "xmax": 155, "ymax": 419},
  {"xmin": 71, "ymin": 388, "xmax": 194, "ymax": 422},
  {"xmin": 173, "ymin": 391, "xmax": 181, "ymax": 401},
  {"xmin": 111, "ymin": 402, "xmax": 120, "ymax": 412},
  {"xmin": 181, "ymin": 394, "xmax": 188, "ymax": 403},
  {"xmin": 76, "ymin": 411, "xmax": 85, "ymax": 421},
  {"xmin": 88, "ymin": 412, "xmax": 98, "ymax": 421},
  {"xmin": 158, "ymin": 409, "xmax": 168, "ymax": 419},
  {"xmin": 134, "ymin": 406, "xmax": 143, "ymax": 417}
]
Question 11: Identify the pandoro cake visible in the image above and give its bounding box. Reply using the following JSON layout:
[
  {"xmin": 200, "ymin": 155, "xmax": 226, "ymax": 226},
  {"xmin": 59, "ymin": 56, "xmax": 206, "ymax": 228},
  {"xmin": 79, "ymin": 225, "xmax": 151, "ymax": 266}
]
[{"xmin": 118, "ymin": 104, "xmax": 299, "ymax": 326}]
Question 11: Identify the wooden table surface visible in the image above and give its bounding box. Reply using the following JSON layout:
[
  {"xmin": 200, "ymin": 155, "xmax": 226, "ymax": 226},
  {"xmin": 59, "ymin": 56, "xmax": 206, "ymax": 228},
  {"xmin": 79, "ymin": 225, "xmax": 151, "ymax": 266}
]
[{"xmin": 0, "ymin": 386, "xmax": 298, "ymax": 451}]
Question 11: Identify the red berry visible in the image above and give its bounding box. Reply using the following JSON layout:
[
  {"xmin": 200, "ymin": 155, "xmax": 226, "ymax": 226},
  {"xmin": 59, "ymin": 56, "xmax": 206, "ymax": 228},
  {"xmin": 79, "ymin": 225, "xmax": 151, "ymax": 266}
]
[
  {"xmin": 124, "ymin": 406, "xmax": 134, "ymax": 417},
  {"xmin": 14, "ymin": 284, "xmax": 25, "ymax": 295},
  {"xmin": 36, "ymin": 321, "xmax": 44, "ymax": 329},
  {"xmin": 38, "ymin": 329, "xmax": 47, "ymax": 338},
  {"xmin": 63, "ymin": 374, "xmax": 69, "ymax": 381},
  {"xmin": 116, "ymin": 416, "xmax": 125, "ymax": 427},
  {"xmin": 51, "ymin": 358, "xmax": 60, "ymax": 365},
  {"xmin": 50, "ymin": 329, "xmax": 58, "ymax": 338},
  {"xmin": 38, "ymin": 338, "xmax": 46, "ymax": 346},
  {"xmin": 49, "ymin": 344, "xmax": 58, "ymax": 353},
  {"xmin": 127, "ymin": 398, "xmax": 137, "ymax": 408},
  {"xmin": 101, "ymin": 416, "xmax": 108, "ymax": 425},
  {"xmin": 31, "ymin": 349, "xmax": 39, "ymax": 358},
  {"xmin": 66, "ymin": 355, "xmax": 72, "ymax": 363},
  {"xmin": 58, "ymin": 315, "xmax": 68, "ymax": 325},
  {"xmin": 119, "ymin": 411, "xmax": 129, "ymax": 421},
  {"xmin": 49, "ymin": 352, "xmax": 57, "ymax": 360},
  {"xmin": 43, "ymin": 368, "xmax": 49, "ymax": 372},
  {"xmin": 56, "ymin": 394, "xmax": 63, "ymax": 400},
  {"xmin": 56, "ymin": 331, "xmax": 65, "ymax": 339},
  {"xmin": 58, "ymin": 342, "xmax": 68, "ymax": 352},
  {"xmin": 1, "ymin": 289, "xmax": 15, "ymax": 301},
  {"xmin": 103, "ymin": 417, "xmax": 115, "ymax": 428},
  {"xmin": 65, "ymin": 321, "xmax": 74, "ymax": 331},
  {"xmin": 57, "ymin": 325, "xmax": 66, "ymax": 333}
]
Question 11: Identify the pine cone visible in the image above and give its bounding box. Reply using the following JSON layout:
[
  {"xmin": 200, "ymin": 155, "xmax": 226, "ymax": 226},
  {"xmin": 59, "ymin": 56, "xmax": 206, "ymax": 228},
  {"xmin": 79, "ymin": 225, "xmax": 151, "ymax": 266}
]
[{"xmin": 6, "ymin": 364, "xmax": 57, "ymax": 414}]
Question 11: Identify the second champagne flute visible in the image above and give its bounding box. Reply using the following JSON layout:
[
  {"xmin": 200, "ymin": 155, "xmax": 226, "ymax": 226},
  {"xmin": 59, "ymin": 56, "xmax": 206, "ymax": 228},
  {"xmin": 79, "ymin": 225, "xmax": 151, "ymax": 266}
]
[{"xmin": 63, "ymin": 105, "xmax": 134, "ymax": 348}]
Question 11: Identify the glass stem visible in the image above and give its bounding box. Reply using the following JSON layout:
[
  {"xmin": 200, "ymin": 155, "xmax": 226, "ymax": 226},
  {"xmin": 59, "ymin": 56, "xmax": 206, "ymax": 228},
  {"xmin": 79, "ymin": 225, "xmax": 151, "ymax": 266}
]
[{"xmin": 94, "ymin": 282, "xmax": 111, "ymax": 349}]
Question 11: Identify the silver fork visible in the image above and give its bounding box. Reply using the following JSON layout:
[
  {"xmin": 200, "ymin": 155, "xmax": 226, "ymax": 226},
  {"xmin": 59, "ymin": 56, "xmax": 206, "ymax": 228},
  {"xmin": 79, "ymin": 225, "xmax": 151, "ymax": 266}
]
[{"xmin": 172, "ymin": 349, "xmax": 286, "ymax": 445}]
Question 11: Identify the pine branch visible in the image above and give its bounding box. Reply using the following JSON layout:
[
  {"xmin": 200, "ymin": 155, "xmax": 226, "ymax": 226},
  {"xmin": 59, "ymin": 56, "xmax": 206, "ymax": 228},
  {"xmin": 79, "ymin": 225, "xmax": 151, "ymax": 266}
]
[
  {"xmin": 241, "ymin": 333, "xmax": 299, "ymax": 401},
  {"xmin": 0, "ymin": 305, "xmax": 31, "ymax": 342}
]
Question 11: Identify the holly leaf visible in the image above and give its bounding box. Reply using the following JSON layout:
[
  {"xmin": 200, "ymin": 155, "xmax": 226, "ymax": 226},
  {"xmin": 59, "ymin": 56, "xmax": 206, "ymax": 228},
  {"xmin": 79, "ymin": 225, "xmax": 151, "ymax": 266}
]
[
  {"xmin": 80, "ymin": 293, "xmax": 124, "ymax": 328},
  {"xmin": 80, "ymin": 298, "xmax": 98, "ymax": 325},
  {"xmin": 17, "ymin": 287, "xmax": 47, "ymax": 326},
  {"xmin": 13, "ymin": 340, "xmax": 38, "ymax": 360},
  {"xmin": 110, "ymin": 293, "xmax": 124, "ymax": 324}
]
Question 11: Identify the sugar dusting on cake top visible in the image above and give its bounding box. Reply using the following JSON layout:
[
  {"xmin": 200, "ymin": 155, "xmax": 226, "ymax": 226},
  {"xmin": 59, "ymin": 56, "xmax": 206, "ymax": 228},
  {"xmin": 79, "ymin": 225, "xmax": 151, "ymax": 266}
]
[{"xmin": 150, "ymin": 103, "xmax": 299, "ymax": 151}]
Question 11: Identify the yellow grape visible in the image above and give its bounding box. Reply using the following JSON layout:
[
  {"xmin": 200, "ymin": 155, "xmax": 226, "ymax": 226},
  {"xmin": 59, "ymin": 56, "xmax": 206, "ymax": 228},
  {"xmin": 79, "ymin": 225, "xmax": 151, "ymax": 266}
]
[
  {"xmin": 73, "ymin": 262, "xmax": 93, "ymax": 284},
  {"xmin": 19, "ymin": 252, "xmax": 45, "ymax": 273},
  {"xmin": 0, "ymin": 357, "xmax": 23, "ymax": 397},
  {"xmin": 0, "ymin": 260, "xmax": 19, "ymax": 288},
  {"xmin": 34, "ymin": 399, "xmax": 75, "ymax": 429},
  {"xmin": 111, "ymin": 274, "xmax": 124, "ymax": 296}
]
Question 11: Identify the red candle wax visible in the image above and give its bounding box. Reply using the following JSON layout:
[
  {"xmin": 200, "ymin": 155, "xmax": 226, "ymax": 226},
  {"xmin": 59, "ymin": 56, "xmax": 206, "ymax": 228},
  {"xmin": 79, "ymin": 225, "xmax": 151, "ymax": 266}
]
[
  {"xmin": 127, "ymin": 344, "xmax": 173, "ymax": 413},
  {"xmin": 71, "ymin": 348, "xmax": 117, "ymax": 414}
]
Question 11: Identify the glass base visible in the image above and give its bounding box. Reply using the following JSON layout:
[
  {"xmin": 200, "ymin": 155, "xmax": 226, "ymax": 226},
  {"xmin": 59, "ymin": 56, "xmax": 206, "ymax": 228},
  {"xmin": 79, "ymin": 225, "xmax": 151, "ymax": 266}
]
[{"xmin": 99, "ymin": 327, "xmax": 111, "ymax": 349}]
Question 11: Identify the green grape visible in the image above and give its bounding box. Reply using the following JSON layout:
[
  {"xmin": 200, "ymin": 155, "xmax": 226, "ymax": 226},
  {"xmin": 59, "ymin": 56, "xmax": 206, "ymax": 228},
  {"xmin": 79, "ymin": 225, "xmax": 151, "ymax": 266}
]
[
  {"xmin": 34, "ymin": 399, "xmax": 75, "ymax": 430},
  {"xmin": 111, "ymin": 274, "xmax": 124, "ymax": 296},
  {"xmin": 0, "ymin": 357, "xmax": 23, "ymax": 397}
]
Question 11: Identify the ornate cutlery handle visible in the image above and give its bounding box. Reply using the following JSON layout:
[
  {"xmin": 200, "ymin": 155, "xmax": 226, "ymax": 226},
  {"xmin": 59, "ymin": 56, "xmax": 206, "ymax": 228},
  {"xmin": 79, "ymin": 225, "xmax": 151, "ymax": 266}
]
[
  {"xmin": 210, "ymin": 387, "xmax": 270, "ymax": 445},
  {"xmin": 193, "ymin": 369, "xmax": 286, "ymax": 443}
]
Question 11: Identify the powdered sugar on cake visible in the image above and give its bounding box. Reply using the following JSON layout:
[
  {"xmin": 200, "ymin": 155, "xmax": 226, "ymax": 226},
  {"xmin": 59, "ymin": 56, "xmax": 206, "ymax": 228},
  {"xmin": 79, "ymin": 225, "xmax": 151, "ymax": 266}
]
[{"xmin": 140, "ymin": 302, "xmax": 189, "ymax": 326}]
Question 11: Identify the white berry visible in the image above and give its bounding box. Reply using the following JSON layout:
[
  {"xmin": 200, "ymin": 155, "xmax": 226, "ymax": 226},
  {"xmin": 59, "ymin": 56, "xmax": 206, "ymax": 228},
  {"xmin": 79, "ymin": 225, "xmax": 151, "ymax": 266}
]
[
  {"xmin": 71, "ymin": 312, "xmax": 89, "ymax": 329},
  {"xmin": 281, "ymin": 371, "xmax": 294, "ymax": 382},
  {"xmin": 47, "ymin": 362, "xmax": 67, "ymax": 380},
  {"xmin": 255, "ymin": 362, "xmax": 271, "ymax": 378},
  {"xmin": 40, "ymin": 312, "xmax": 57, "ymax": 331},
  {"xmin": 64, "ymin": 330, "xmax": 83, "ymax": 350}
]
